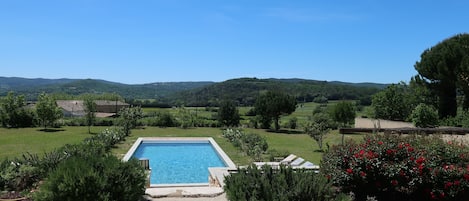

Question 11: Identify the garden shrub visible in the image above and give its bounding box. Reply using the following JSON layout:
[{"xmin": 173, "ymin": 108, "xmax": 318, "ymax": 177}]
[
  {"xmin": 222, "ymin": 129, "xmax": 268, "ymax": 161},
  {"xmin": 0, "ymin": 127, "xmax": 128, "ymax": 192},
  {"xmin": 410, "ymin": 103, "xmax": 438, "ymax": 128},
  {"xmin": 321, "ymin": 134, "xmax": 469, "ymax": 201},
  {"xmin": 33, "ymin": 155, "xmax": 146, "ymax": 201},
  {"xmin": 224, "ymin": 165, "xmax": 347, "ymax": 201}
]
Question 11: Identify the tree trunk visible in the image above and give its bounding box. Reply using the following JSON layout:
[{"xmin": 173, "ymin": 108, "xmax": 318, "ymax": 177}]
[
  {"xmin": 438, "ymin": 81, "xmax": 457, "ymax": 118},
  {"xmin": 274, "ymin": 117, "xmax": 280, "ymax": 131},
  {"xmin": 463, "ymin": 90, "xmax": 469, "ymax": 111}
]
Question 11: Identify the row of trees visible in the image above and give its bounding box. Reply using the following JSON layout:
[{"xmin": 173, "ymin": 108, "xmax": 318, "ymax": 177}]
[{"xmin": 0, "ymin": 92, "xmax": 62, "ymax": 129}]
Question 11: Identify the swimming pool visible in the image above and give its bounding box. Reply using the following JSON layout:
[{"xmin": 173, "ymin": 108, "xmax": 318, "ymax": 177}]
[{"xmin": 123, "ymin": 137, "xmax": 236, "ymax": 187}]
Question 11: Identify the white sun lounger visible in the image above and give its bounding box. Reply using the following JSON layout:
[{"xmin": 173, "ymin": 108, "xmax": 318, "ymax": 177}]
[
  {"xmin": 253, "ymin": 161, "xmax": 281, "ymax": 168},
  {"xmin": 280, "ymin": 154, "xmax": 297, "ymax": 164},
  {"xmin": 299, "ymin": 161, "xmax": 320, "ymax": 169},
  {"xmin": 254, "ymin": 154, "xmax": 298, "ymax": 168},
  {"xmin": 290, "ymin": 157, "xmax": 304, "ymax": 166}
]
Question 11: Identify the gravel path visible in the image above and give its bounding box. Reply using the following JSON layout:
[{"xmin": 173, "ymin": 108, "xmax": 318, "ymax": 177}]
[
  {"xmin": 354, "ymin": 118, "xmax": 469, "ymax": 145},
  {"xmin": 354, "ymin": 117, "xmax": 414, "ymax": 129}
]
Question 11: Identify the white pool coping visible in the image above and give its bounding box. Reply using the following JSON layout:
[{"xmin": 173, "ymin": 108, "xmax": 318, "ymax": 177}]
[{"xmin": 122, "ymin": 137, "xmax": 236, "ymax": 189}]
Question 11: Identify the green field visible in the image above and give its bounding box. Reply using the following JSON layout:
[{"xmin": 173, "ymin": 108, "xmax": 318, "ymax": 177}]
[
  {"xmin": 0, "ymin": 101, "xmax": 367, "ymax": 165},
  {"xmin": 0, "ymin": 126, "xmax": 365, "ymax": 165}
]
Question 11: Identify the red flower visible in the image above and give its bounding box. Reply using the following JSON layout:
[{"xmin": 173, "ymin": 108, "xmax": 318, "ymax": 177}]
[
  {"xmin": 454, "ymin": 180, "xmax": 461, "ymax": 186},
  {"xmin": 398, "ymin": 143, "xmax": 403, "ymax": 149},
  {"xmin": 346, "ymin": 168, "xmax": 353, "ymax": 174},
  {"xmin": 378, "ymin": 141, "xmax": 383, "ymax": 145},
  {"xmin": 407, "ymin": 147, "xmax": 414, "ymax": 152},
  {"xmin": 416, "ymin": 157, "xmax": 425, "ymax": 164},
  {"xmin": 366, "ymin": 151, "xmax": 376, "ymax": 159},
  {"xmin": 360, "ymin": 171, "xmax": 366, "ymax": 177},
  {"xmin": 418, "ymin": 164, "xmax": 424, "ymax": 175},
  {"xmin": 391, "ymin": 180, "xmax": 398, "ymax": 186},
  {"xmin": 444, "ymin": 181, "xmax": 453, "ymax": 189},
  {"xmin": 464, "ymin": 174, "xmax": 469, "ymax": 181},
  {"xmin": 399, "ymin": 170, "xmax": 406, "ymax": 177},
  {"xmin": 386, "ymin": 149, "xmax": 395, "ymax": 155}
]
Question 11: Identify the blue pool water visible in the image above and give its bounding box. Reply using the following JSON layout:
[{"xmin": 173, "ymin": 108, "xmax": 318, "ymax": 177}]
[{"xmin": 132, "ymin": 142, "xmax": 227, "ymax": 185}]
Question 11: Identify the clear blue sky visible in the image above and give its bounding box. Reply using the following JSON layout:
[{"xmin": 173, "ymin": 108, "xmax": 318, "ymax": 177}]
[{"xmin": 1, "ymin": 1, "xmax": 468, "ymax": 84}]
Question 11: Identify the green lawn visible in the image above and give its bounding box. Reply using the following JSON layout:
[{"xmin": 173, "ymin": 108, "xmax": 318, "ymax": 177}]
[
  {"xmin": 0, "ymin": 126, "xmax": 365, "ymax": 165},
  {"xmin": 0, "ymin": 126, "xmax": 94, "ymax": 160},
  {"xmin": 0, "ymin": 101, "xmax": 366, "ymax": 165}
]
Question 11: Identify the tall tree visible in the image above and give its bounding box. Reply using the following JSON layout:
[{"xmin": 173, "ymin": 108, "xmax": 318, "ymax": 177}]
[
  {"xmin": 217, "ymin": 100, "xmax": 240, "ymax": 127},
  {"xmin": 305, "ymin": 112, "xmax": 333, "ymax": 151},
  {"xmin": 254, "ymin": 91, "xmax": 297, "ymax": 131},
  {"xmin": 84, "ymin": 96, "xmax": 96, "ymax": 134},
  {"xmin": 118, "ymin": 106, "xmax": 143, "ymax": 136},
  {"xmin": 331, "ymin": 101, "xmax": 356, "ymax": 144},
  {"xmin": 414, "ymin": 33, "xmax": 469, "ymax": 117},
  {"xmin": 36, "ymin": 92, "xmax": 62, "ymax": 129},
  {"xmin": 331, "ymin": 101, "xmax": 355, "ymax": 127}
]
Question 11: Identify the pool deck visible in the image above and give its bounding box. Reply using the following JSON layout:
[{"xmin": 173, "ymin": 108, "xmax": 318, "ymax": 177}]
[{"xmin": 145, "ymin": 186, "xmax": 225, "ymax": 198}]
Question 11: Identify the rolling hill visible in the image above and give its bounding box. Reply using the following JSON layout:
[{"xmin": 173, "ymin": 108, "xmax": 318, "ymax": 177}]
[{"xmin": 0, "ymin": 77, "xmax": 386, "ymax": 106}]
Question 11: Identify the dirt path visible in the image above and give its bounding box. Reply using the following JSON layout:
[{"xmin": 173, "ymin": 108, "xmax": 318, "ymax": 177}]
[
  {"xmin": 354, "ymin": 117, "xmax": 414, "ymax": 129},
  {"xmin": 354, "ymin": 118, "xmax": 469, "ymax": 145}
]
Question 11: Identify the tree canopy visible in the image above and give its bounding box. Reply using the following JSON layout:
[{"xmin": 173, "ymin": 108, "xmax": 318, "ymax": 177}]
[
  {"xmin": 217, "ymin": 100, "xmax": 240, "ymax": 127},
  {"xmin": 36, "ymin": 92, "xmax": 62, "ymax": 129},
  {"xmin": 414, "ymin": 33, "xmax": 469, "ymax": 118},
  {"xmin": 371, "ymin": 84, "xmax": 412, "ymax": 121},
  {"xmin": 254, "ymin": 91, "xmax": 297, "ymax": 131}
]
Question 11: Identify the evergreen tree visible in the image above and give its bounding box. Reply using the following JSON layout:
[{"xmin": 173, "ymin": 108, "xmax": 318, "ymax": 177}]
[{"xmin": 217, "ymin": 100, "xmax": 240, "ymax": 127}]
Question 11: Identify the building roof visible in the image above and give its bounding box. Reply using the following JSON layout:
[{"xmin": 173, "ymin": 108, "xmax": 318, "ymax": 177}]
[
  {"xmin": 56, "ymin": 100, "xmax": 85, "ymax": 112},
  {"xmin": 94, "ymin": 100, "xmax": 129, "ymax": 106}
]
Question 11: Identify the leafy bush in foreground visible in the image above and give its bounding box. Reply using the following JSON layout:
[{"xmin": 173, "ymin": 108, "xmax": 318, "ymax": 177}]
[
  {"xmin": 224, "ymin": 165, "xmax": 347, "ymax": 201},
  {"xmin": 321, "ymin": 134, "xmax": 469, "ymax": 201},
  {"xmin": 33, "ymin": 155, "xmax": 146, "ymax": 201}
]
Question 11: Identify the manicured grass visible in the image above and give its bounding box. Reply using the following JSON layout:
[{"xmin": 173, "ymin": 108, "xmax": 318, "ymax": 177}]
[
  {"xmin": 0, "ymin": 126, "xmax": 95, "ymax": 160},
  {"xmin": 0, "ymin": 125, "xmax": 366, "ymax": 165}
]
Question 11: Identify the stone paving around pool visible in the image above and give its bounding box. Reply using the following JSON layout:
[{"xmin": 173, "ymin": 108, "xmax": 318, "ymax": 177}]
[{"xmin": 145, "ymin": 186, "xmax": 225, "ymax": 198}]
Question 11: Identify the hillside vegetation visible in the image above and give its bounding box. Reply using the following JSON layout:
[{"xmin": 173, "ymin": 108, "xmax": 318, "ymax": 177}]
[{"xmin": 0, "ymin": 77, "xmax": 385, "ymax": 107}]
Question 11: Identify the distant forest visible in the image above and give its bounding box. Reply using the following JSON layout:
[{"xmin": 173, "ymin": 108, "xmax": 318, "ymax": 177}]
[{"xmin": 0, "ymin": 77, "xmax": 386, "ymax": 107}]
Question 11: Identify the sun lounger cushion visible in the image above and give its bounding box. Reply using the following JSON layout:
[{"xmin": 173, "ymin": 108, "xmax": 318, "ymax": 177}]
[
  {"xmin": 300, "ymin": 161, "xmax": 320, "ymax": 169},
  {"xmin": 280, "ymin": 154, "xmax": 297, "ymax": 164},
  {"xmin": 290, "ymin": 157, "xmax": 304, "ymax": 166}
]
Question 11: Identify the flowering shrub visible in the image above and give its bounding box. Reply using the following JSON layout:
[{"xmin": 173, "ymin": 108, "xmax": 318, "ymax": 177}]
[{"xmin": 321, "ymin": 134, "xmax": 469, "ymax": 201}]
